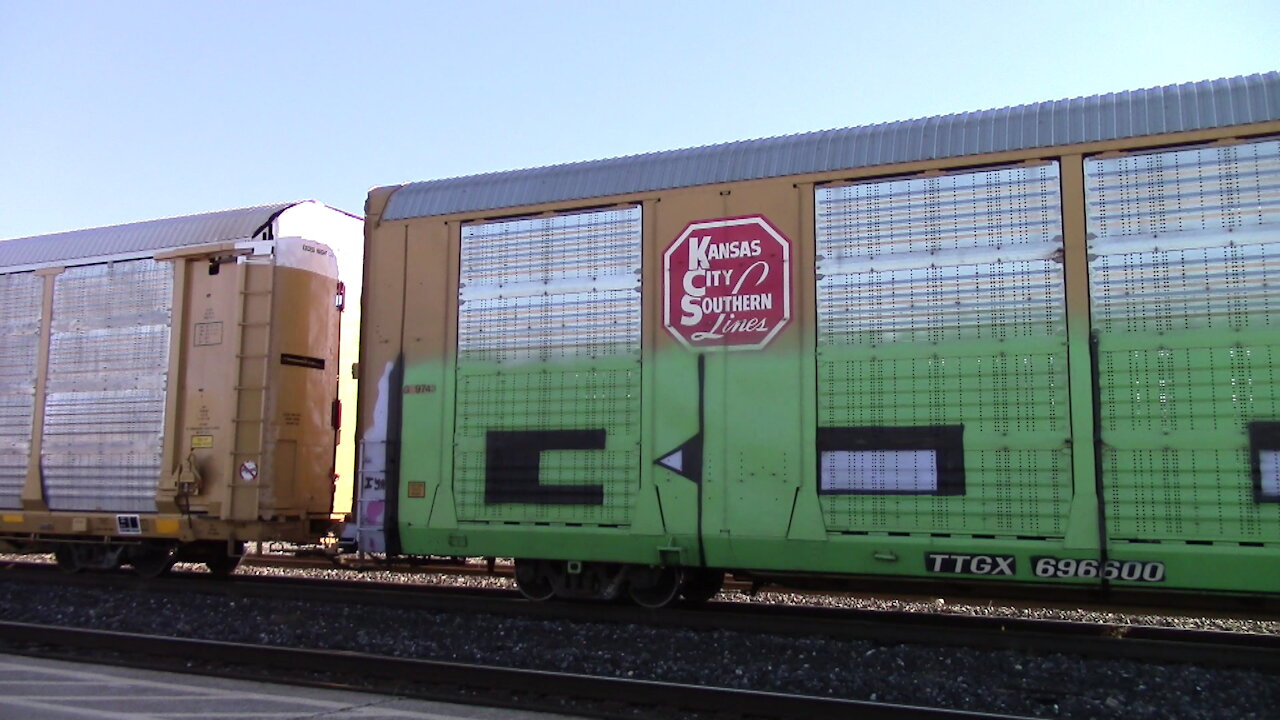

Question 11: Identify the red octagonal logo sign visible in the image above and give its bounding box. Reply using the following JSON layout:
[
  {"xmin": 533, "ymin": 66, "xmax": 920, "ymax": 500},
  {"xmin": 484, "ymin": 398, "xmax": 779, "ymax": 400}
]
[{"xmin": 663, "ymin": 215, "xmax": 792, "ymax": 351}]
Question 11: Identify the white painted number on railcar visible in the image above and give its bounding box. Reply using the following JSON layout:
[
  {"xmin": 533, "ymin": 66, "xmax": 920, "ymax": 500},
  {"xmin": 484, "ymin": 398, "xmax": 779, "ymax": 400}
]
[{"xmin": 1032, "ymin": 557, "xmax": 1165, "ymax": 582}]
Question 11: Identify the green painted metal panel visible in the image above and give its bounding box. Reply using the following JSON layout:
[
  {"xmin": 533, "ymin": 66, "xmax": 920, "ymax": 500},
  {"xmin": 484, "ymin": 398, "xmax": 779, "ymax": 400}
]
[
  {"xmin": 453, "ymin": 363, "xmax": 641, "ymax": 524},
  {"xmin": 709, "ymin": 349, "xmax": 807, "ymax": 542},
  {"xmin": 646, "ymin": 347, "xmax": 702, "ymax": 546}
]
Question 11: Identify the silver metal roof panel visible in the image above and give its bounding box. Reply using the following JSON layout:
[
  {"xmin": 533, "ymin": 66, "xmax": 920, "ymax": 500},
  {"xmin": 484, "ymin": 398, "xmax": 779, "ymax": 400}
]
[
  {"xmin": 0, "ymin": 202, "xmax": 301, "ymax": 271},
  {"xmin": 384, "ymin": 72, "xmax": 1279, "ymax": 222}
]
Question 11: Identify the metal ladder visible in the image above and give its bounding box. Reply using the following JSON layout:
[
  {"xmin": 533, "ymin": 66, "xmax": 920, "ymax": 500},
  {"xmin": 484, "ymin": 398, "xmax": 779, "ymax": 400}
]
[{"xmin": 225, "ymin": 257, "xmax": 274, "ymax": 521}]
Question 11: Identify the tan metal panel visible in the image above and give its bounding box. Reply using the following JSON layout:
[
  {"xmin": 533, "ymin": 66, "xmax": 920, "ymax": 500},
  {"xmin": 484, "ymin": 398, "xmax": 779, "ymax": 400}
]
[
  {"xmin": 21, "ymin": 268, "xmax": 59, "ymax": 512},
  {"xmin": 163, "ymin": 247, "xmax": 244, "ymax": 521},
  {"xmin": 262, "ymin": 256, "xmax": 342, "ymax": 518}
]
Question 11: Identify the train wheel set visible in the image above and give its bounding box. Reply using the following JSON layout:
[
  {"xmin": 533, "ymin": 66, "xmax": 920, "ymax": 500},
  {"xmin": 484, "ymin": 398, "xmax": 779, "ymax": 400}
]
[
  {"xmin": 512, "ymin": 559, "xmax": 724, "ymax": 608},
  {"xmin": 49, "ymin": 540, "xmax": 242, "ymax": 578}
]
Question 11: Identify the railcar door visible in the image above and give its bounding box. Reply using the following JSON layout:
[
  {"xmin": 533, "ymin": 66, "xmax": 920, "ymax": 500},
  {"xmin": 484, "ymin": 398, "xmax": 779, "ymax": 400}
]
[
  {"xmin": 1083, "ymin": 139, "xmax": 1280, "ymax": 593},
  {"xmin": 808, "ymin": 165, "xmax": 1078, "ymax": 553},
  {"xmin": 449, "ymin": 208, "xmax": 648, "ymax": 534}
]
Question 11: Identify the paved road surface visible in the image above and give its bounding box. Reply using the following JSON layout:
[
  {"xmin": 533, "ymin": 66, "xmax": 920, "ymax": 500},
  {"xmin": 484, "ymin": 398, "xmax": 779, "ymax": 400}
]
[{"xmin": 0, "ymin": 653, "xmax": 582, "ymax": 720}]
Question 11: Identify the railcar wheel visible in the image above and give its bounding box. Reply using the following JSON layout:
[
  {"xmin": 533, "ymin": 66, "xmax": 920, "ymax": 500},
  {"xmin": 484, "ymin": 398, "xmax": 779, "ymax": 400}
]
[
  {"xmin": 679, "ymin": 569, "xmax": 724, "ymax": 604},
  {"xmin": 627, "ymin": 566, "xmax": 683, "ymax": 609},
  {"xmin": 197, "ymin": 541, "xmax": 244, "ymax": 578},
  {"xmin": 129, "ymin": 543, "xmax": 177, "ymax": 579},
  {"xmin": 514, "ymin": 559, "xmax": 555, "ymax": 601},
  {"xmin": 54, "ymin": 545, "xmax": 82, "ymax": 574},
  {"xmin": 205, "ymin": 552, "xmax": 241, "ymax": 578}
]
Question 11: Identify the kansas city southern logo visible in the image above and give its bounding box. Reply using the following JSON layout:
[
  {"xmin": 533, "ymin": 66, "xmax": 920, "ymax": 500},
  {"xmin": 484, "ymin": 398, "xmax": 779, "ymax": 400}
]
[{"xmin": 663, "ymin": 215, "xmax": 792, "ymax": 350}]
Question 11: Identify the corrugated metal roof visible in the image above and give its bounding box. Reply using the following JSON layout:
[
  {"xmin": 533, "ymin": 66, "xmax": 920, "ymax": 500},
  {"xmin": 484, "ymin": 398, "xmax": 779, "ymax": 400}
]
[
  {"xmin": 0, "ymin": 202, "xmax": 303, "ymax": 271},
  {"xmin": 384, "ymin": 72, "xmax": 1280, "ymax": 221}
]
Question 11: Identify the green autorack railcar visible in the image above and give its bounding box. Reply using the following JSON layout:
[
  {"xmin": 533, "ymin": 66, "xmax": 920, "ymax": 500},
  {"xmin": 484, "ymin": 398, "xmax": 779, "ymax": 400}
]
[{"xmin": 352, "ymin": 72, "xmax": 1280, "ymax": 608}]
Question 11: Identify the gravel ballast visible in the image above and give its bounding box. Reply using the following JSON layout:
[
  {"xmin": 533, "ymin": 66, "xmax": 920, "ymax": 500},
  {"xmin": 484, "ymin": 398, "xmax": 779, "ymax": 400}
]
[{"xmin": 0, "ymin": 563, "xmax": 1277, "ymax": 719}]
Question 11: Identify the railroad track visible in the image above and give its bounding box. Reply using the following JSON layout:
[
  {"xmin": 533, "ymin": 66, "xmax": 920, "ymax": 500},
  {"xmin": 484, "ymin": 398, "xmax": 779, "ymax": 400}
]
[
  {"xmin": 4, "ymin": 560, "xmax": 1277, "ymax": 672},
  {"xmin": 0, "ymin": 621, "xmax": 1030, "ymax": 720},
  {"xmin": 239, "ymin": 552, "xmax": 1280, "ymax": 618},
  {"xmin": 17, "ymin": 550, "xmax": 1280, "ymax": 619}
]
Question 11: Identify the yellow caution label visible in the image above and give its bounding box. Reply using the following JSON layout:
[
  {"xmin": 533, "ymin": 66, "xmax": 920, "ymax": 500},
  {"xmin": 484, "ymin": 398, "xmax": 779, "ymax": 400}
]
[
  {"xmin": 191, "ymin": 435, "xmax": 214, "ymax": 449},
  {"xmin": 2, "ymin": 515, "xmax": 21, "ymax": 523},
  {"xmin": 155, "ymin": 518, "xmax": 181, "ymax": 535}
]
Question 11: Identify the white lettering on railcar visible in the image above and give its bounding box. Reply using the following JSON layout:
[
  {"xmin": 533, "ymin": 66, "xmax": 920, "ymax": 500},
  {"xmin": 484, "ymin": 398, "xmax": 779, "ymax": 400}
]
[
  {"xmin": 925, "ymin": 553, "xmax": 1015, "ymax": 576},
  {"xmin": 664, "ymin": 216, "xmax": 791, "ymax": 350}
]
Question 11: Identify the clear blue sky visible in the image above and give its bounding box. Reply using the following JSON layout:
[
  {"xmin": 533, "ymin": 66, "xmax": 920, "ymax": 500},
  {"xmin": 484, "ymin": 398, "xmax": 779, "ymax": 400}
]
[{"xmin": 1, "ymin": 0, "xmax": 1276, "ymax": 240}]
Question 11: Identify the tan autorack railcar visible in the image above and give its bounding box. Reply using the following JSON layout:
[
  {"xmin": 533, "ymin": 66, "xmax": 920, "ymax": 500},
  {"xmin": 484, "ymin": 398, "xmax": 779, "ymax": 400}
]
[{"xmin": 0, "ymin": 202, "xmax": 360, "ymax": 576}]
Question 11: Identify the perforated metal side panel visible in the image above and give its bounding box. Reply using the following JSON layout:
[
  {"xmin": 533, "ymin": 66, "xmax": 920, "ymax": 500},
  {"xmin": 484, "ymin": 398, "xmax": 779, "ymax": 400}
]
[
  {"xmin": 42, "ymin": 260, "xmax": 172, "ymax": 512},
  {"xmin": 0, "ymin": 273, "xmax": 42, "ymax": 509},
  {"xmin": 815, "ymin": 165, "xmax": 1070, "ymax": 535},
  {"xmin": 454, "ymin": 207, "xmax": 641, "ymax": 524},
  {"xmin": 1087, "ymin": 139, "xmax": 1280, "ymax": 541}
]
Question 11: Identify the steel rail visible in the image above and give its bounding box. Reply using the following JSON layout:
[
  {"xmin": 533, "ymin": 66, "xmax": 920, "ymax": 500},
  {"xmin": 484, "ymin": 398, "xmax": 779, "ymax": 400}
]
[
  {"xmin": 3, "ymin": 561, "xmax": 1277, "ymax": 672},
  {"xmin": 0, "ymin": 621, "xmax": 1033, "ymax": 720}
]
